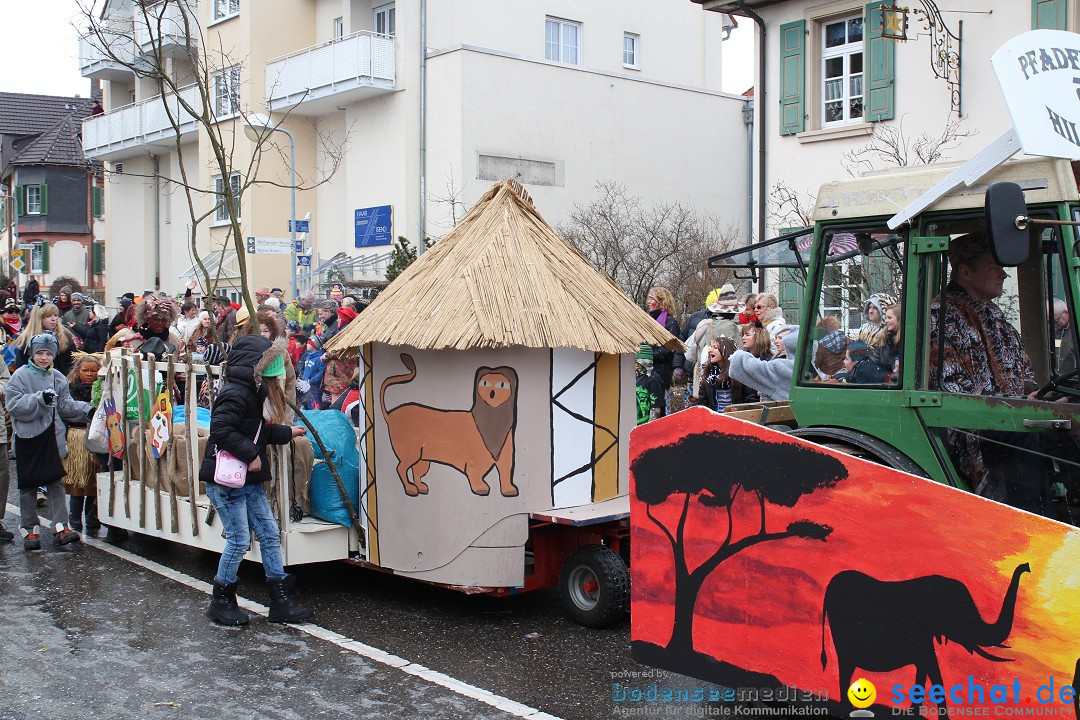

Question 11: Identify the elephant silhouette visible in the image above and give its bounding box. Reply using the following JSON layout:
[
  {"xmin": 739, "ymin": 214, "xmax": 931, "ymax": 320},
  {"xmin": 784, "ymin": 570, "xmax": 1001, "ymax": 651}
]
[{"xmin": 821, "ymin": 563, "xmax": 1030, "ymax": 709}]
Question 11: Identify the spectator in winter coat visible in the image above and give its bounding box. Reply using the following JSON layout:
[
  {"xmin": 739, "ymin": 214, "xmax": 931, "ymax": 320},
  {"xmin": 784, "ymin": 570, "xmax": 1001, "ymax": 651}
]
[
  {"xmin": 684, "ymin": 286, "xmax": 741, "ymax": 399},
  {"xmin": 13, "ymin": 304, "xmax": 76, "ymax": 376},
  {"xmin": 22, "ymin": 277, "xmax": 39, "ymax": 308},
  {"xmin": 174, "ymin": 301, "xmax": 201, "ymax": 342},
  {"xmin": 284, "ymin": 291, "xmax": 318, "ymax": 332},
  {"xmin": 646, "ymin": 287, "xmax": 681, "ymax": 388},
  {"xmin": 696, "ymin": 336, "xmax": 756, "ymax": 412},
  {"xmin": 738, "ymin": 294, "xmax": 758, "ymax": 325},
  {"xmin": 213, "ymin": 295, "xmax": 237, "ymax": 343},
  {"xmin": 856, "ymin": 292, "xmax": 896, "ymax": 361},
  {"xmin": 54, "ymin": 286, "xmax": 74, "ymax": 316},
  {"xmin": 72, "ymin": 305, "xmax": 112, "ymax": 354},
  {"xmin": 62, "ymin": 293, "xmax": 92, "ymax": 338},
  {"xmin": 321, "ymin": 305, "xmax": 357, "ymax": 406},
  {"xmin": 199, "ymin": 335, "xmax": 311, "ymax": 626},
  {"xmin": 728, "ymin": 325, "xmax": 799, "ymax": 402},
  {"xmin": 6, "ymin": 333, "xmax": 91, "ymax": 549},
  {"xmin": 296, "ymin": 335, "xmax": 326, "ymax": 410},
  {"xmin": 110, "ymin": 294, "xmax": 135, "ymax": 336}
]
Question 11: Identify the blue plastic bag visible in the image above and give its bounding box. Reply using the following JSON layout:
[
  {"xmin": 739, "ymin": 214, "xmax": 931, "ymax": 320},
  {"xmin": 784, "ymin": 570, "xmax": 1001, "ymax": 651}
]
[
  {"xmin": 172, "ymin": 404, "xmax": 211, "ymax": 430},
  {"xmin": 303, "ymin": 410, "xmax": 360, "ymax": 528}
]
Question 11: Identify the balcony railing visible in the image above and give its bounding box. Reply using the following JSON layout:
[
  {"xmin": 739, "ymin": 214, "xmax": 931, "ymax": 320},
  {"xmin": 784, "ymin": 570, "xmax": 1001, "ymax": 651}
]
[
  {"xmin": 82, "ymin": 84, "xmax": 203, "ymax": 160},
  {"xmin": 79, "ymin": 30, "xmax": 141, "ymax": 80},
  {"xmin": 266, "ymin": 31, "xmax": 395, "ymax": 115},
  {"xmin": 134, "ymin": 1, "xmax": 199, "ymax": 57}
]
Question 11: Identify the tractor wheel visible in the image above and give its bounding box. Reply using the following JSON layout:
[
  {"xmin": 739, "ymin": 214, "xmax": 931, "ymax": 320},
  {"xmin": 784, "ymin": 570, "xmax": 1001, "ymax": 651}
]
[{"xmin": 559, "ymin": 544, "xmax": 629, "ymax": 628}]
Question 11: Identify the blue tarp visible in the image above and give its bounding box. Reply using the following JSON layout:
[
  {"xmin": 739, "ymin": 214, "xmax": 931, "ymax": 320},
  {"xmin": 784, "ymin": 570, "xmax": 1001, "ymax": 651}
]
[
  {"xmin": 172, "ymin": 405, "xmax": 211, "ymax": 430},
  {"xmin": 303, "ymin": 410, "xmax": 360, "ymax": 528}
]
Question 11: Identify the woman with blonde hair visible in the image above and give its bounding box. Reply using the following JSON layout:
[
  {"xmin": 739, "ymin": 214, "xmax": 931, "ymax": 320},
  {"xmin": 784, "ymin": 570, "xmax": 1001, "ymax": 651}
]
[
  {"xmin": 187, "ymin": 311, "xmax": 216, "ymax": 360},
  {"xmin": 646, "ymin": 287, "xmax": 682, "ymax": 389},
  {"xmin": 14, "ymin": 304, "xmax": 76, "ymax": 375},
  {"xmin": 739, "ymin": 323, "xmax": 773, "ymax": 360}
]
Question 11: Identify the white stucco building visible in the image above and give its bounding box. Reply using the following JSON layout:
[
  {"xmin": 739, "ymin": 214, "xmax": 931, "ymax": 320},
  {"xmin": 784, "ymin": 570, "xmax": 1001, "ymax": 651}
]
[{"xmin": 80, "ymin": 0, "xmax": 751, "ymax": 300}]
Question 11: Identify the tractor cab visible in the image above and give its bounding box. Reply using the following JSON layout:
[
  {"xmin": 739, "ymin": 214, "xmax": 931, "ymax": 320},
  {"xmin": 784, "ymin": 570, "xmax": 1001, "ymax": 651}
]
[{"xmin": 709, "ymin": 157, "xmax": 1080, "ymax": 518}]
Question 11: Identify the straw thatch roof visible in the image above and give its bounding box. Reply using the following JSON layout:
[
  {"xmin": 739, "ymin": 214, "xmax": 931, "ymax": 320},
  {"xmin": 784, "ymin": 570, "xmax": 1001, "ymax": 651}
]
[{"xmin": 326, "ymin": 179, "xmax": 684, "ymax": 357}]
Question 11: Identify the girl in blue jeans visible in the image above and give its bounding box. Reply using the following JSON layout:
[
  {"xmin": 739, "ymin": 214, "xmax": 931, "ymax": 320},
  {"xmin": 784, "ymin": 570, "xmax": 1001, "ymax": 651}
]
[{"xmin": 199, "ymin": 335, "xmax": 310, "ymax": 626}]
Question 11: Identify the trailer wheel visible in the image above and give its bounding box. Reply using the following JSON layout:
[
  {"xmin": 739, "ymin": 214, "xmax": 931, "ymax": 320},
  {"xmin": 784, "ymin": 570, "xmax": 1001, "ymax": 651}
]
[{"xmin": 559, "ymin": 544, "xmax": 629, "ymax": 628}]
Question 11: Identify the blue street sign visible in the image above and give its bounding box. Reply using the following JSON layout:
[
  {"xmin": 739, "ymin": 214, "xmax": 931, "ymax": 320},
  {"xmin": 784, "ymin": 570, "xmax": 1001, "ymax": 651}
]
[
  {"xmin": 289, "ymin": 219, "xmax": 310, "ymax": 233},
  {"xmin": 354, "ymin": 205, "xmax": 393, "ymax": 247},
  {"xmin": 294, "ymin": 240, "xmax": 304, "ymax": 253},
  {"xmin": 297, "ymin": 255, "xmax": 311, "ymax": 267}
]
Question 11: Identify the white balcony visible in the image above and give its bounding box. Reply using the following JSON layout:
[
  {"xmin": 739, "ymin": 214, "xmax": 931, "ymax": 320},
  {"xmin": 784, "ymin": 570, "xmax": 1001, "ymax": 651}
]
[
  {"xmin": 265, "ymin": 31, "xmax": 395, "ymax": 116},
  {"xmin": 82, "ymin": 84, "xmax": 203, "ymax": 160},
  {"xmin": 79, "ymin": 29, "xmax": 142, "ymax": 81},
  {"xmin": 135, "ymin": 1, "xmax": 199, "ymax": 59}
]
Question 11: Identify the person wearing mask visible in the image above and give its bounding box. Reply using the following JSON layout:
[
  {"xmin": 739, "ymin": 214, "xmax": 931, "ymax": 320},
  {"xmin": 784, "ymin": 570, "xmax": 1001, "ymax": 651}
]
[
  {"xmin": 200, "ymin": 335, "xmax": 312, "ymax": 626},
  {"xmin": 0, "ymin": 298, "xmax": 22, "ymax": 345}
]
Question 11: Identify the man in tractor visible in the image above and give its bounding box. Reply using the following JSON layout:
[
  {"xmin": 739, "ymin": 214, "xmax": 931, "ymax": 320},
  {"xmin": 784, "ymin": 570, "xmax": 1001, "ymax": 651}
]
[{"xmin": 928, "ymin": 232, "xmax": 1066, "ymax": 515}]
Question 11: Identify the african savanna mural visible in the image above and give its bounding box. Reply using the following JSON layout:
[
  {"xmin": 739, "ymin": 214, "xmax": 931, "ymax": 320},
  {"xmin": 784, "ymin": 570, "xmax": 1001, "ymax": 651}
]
[{"xmin": 630, "ymin": 407, "xmax": 1080, "ymax": 716}]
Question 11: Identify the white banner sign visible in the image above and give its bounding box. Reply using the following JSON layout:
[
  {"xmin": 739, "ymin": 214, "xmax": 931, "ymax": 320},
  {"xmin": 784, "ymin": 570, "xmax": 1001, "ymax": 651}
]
[
  {"xmin": 246, "ymin": 236, "xmax": 293, "ymax": 255},
  {"xmin": 992, "ymin": 29, "xmax": 1080, "ymax": 160}
]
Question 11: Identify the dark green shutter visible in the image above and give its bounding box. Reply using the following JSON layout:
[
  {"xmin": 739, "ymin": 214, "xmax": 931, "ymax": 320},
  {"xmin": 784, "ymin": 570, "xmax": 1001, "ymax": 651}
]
[
  {"xmin": 865, "ymin": 2, "xmax": 895, "ymax": 121},
  {"xmin": 92, "ymin": 187, "xmax": 104, "ymax": 218},
  {"xmin": 39, "ymin": 242, "xmax": 49, "ymax": 273},
  {"xmin": 38, "ymin": 185, "xmax": 48, "ymax": 215},
  {"xmin": 779, "ymin": 268, "xmax": 803, "ymax": 311},
  {"xmin": 92, "ymin": 242, "xmax": 105, "ymax": 274},
  {"xmin": 1033, "ymin": 0, "xmax": 1068, "ymax": 29},
  {"xmin": 779, "ymin": 20, "xmax": 806, "ymax": 135},
  {"xmin": 15, "ymin": 185, "xmax": 23, "ymax": 216}
]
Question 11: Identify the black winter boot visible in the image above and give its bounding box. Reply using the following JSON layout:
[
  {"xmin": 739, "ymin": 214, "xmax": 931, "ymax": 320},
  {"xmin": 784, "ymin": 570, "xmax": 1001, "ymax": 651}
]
[
  {"xmin": 207, "ymin": 580, "xmax": 249, "ymax": 626},
  {"xmin": 266, "ymin": 574, "xmax": 313, "ymax": 623}
]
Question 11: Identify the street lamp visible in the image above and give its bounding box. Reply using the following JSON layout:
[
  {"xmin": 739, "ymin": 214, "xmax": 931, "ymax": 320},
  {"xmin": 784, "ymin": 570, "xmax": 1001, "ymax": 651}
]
[{"xmin": 244, "ymin": 112, "xmax": 298, "ymax": 301}]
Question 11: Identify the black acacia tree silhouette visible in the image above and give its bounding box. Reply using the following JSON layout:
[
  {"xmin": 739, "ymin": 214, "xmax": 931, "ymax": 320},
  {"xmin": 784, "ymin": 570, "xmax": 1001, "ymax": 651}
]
[{"xmin": 632, "ymin": 431, "xmax": 848, "ymax": 655}]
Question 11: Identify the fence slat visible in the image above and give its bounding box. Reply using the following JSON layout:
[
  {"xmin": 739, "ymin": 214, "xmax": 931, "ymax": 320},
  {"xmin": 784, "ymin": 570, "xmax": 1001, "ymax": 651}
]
[
  {"xmin": 119, "ymin": 351, "xmax": 132, "ymax": 519},
  {"xmin": 133, "ymin": 353, "xmax": 148, "ymax": 529},
  {"xmin": 165, "ymin": 354, "xmax": 178, "ymax": 534},
  {"xmin": 185, "ymin": 356, "xmax": 200, "ymax": 536}
]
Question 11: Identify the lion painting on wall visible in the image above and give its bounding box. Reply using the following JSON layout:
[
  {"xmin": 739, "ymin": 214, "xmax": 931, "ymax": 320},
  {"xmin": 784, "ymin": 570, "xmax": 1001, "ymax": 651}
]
[{"xmin": 380, "ymin": 353, "xmax": 519, "ymax": 498}]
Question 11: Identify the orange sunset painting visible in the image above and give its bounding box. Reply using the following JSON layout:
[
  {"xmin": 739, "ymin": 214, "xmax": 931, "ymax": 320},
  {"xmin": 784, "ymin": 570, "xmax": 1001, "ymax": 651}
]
[{"xmin": 630, "ymin": 407, "xmax": 1080, "ymax": 716}]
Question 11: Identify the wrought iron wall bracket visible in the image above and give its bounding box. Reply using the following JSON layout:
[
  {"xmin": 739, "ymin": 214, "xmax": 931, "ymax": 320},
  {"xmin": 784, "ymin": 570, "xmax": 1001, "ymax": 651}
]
[{"xmin": 880, "ymin": 2, "xmax": 962, "ymax": 116}]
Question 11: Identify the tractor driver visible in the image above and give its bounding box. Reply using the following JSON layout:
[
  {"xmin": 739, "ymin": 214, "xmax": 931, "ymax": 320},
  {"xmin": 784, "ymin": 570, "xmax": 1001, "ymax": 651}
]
[{"xmin": 928, "ymin": 232, "xmax": 1051, "ymax": 513}]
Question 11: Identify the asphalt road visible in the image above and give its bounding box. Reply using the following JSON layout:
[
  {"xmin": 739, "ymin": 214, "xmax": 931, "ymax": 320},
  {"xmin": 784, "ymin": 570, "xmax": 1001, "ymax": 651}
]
[{"xmin": 1, "ymin": 484, "xmax": 730, "ymax": 720}]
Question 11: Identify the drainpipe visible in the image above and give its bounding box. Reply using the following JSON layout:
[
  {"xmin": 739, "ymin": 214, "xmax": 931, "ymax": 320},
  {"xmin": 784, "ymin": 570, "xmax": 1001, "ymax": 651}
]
[
  {"xmin": 152, "ymin": 154, "xmax": 160, "ymax": 289},
  {"xmin": 736, "ymin": 0, "xmax": 766, "ymax": 293},
  {"xmin": 742, "ymin": 98, "xmax": 754, "ymax": 250},
  {"xmin": 417, "ymin": 0, "xmax": 427, "ymax": 255}
]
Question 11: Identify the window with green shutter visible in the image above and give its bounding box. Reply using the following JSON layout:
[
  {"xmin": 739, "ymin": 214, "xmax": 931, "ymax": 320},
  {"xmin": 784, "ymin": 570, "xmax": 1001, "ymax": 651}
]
[
  {"xmin": 1033, "ymin": 0, "xmax": 1068, "ymax": 29},
  {"xmin": 32, "ymin": 242, "xmax": 49, "ymax": 274},
  {"xmin": 14, "ymin": 185, "xmax": 23, "ymax": 216},
  {"xmin": 39, "ymin": 184, "xmax": 48, "ymax": 215},
  {"xmin": 92, "ymin": 242, "xmax": 105, "ymax": 274},
  {"xmin": 779, "ymin": 20, "xmax": 806, "ymax": 135},
  {"xmin": 92, "ymin": 187, "xmax": 104, "ymax": 218},
  {"xmin": 864, "ymin": 1, "xmax": 895, "ymax": 121}
]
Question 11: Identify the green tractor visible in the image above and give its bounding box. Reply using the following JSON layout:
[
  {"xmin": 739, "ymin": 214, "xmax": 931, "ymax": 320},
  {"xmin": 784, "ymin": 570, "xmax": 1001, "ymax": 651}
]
[{"xmin": 709, "ymin": 156, "xmax": 1080, "ymax": 517}]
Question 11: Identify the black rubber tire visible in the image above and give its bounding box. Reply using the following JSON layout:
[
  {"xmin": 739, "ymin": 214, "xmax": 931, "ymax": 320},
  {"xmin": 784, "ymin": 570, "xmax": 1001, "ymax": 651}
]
[{"xmin": 559, "ymin": 544, "xmax": 630, "ymax": 628}]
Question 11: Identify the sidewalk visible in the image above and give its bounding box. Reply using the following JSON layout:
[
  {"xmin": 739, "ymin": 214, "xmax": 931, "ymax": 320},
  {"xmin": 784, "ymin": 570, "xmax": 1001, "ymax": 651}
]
[{"xmin": 0, "ymin": 504, "xmax": 539, "ymax": 720}]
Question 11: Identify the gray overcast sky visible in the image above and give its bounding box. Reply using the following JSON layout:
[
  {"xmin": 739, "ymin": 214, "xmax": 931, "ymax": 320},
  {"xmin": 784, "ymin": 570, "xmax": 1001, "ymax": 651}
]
[
  {"xmin": 0, "ymin": 1, "xmax": 753, "ymax": 99},
  {"xmin": 1, "ymin": 1, "xmax": 89, "ymax": 97}
]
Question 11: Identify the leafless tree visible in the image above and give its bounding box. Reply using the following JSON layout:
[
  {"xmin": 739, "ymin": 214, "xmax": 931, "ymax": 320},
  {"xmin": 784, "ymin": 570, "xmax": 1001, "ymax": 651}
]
[
  {"xmin": 768, "ymin": 180, "xmax": 816, "ymax": 233},
  {"xmin": 428, "ymin": 166, "xmax": 470, "ymax": 235},
  {"xmin": 841, "ymin": 115, "xmax": 976, "ymax": 177},
  {"xmin": 558, "ymin": 181, "xmax": 738, "ymax": 319},
  {"xmin": 76, "ymin": 0, "xmax": 347, "ymax": 315}
]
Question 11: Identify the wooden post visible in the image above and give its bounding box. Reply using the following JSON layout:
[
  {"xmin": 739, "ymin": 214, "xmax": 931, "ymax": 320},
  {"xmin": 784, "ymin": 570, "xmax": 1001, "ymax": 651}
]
[
  {"xmin": 147, "ymin": 354, "xmax": 162, "ymax": 531},
  {"xmin": 165, "ymin": 355, "xmax": 178, "ymax": 534},
  {"xmin": 106, "ymin": 353, "xmax": 117, "ymax": 516},
  {"xmin": 133, "ymin": 352, "xmax": 148, "ymax": 529},
  {"xmin": 119, "ymin": 350, "xmax": 131, "ymax": 519},
  {"xmin": 185, "ymin": 355, "xmax": 199, "ymax": 536}
]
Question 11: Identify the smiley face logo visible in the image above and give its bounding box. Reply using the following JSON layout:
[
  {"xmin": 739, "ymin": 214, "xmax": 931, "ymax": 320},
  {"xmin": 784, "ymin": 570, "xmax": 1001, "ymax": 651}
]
[{"xmin": 847, "ymin": 678, "xmax": 876, "ymax": 709}]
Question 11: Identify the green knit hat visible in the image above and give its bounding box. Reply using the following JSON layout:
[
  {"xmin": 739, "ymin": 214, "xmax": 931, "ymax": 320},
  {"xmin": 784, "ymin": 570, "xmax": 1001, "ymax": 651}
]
[
  {"xmin": 262, "ymin": 353, "xmax": 286, "ymax": 378},
  {"xmin": 635, "ymin": 344, "xmax": 653, "ymax": 361}
]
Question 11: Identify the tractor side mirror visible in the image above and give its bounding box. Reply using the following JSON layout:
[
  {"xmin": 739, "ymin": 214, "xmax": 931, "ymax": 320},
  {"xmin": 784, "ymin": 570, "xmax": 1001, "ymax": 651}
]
[{"xmin": 984, "ymin": 182, "xmax": 1031, "ymax": 267}]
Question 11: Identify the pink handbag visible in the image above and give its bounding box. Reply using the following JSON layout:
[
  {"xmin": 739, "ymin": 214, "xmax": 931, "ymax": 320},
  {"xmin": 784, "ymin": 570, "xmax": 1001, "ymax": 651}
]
[{"xmin": 214, "ymin": 423, "xmax": 261, "ymax": 488}]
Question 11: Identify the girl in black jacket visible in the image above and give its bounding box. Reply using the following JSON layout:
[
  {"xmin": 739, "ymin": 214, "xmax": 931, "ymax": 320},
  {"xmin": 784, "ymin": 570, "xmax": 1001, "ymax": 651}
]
[{"xmin": 199, "ymin": 335, "xmax": 311, "ymax": 626}]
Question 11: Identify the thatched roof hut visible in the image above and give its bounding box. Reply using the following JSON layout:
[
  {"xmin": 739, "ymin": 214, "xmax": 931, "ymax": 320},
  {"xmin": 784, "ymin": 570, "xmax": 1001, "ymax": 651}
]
[{"xmin": 326, "ymin": 179, "xmax": 683, "ymax": 357}]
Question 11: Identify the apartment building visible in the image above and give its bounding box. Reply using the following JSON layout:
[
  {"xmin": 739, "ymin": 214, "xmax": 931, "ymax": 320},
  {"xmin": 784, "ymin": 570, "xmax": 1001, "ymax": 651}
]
[
  {"xmin": 0, "ymin": 93, "xmax": 104, "ymax": 292},
  {"xmin": 80, "ymin": 0, "xmax": 750, "ymax": 300}
]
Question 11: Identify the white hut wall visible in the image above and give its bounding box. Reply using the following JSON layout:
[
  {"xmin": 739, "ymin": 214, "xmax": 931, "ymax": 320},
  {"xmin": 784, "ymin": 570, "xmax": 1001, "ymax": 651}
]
[{"xmin": 363, "ymin": 344, "xmax": 552, "ymax": 586}]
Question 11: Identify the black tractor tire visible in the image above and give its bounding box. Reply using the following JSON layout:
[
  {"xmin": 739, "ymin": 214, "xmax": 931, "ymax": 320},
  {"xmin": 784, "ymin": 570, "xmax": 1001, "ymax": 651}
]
[{"xmin": 559, "ymin": 544, "xmax": 630, "ymax": 628}]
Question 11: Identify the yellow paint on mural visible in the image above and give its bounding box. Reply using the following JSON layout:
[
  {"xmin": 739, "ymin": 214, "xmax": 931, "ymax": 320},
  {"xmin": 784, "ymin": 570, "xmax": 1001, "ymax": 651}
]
[
  {"xmin": 364, "ymin": 343, "xmax": 379, "ymax": 565},
  {"xmin": 593, "ymin": 352, "xmax": 620, "ymax": 502}
]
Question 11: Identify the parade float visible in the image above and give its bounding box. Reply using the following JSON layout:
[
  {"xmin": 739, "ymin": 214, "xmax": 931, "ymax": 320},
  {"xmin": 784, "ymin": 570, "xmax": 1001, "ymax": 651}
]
[{"xmin": 97, "ymin": 178, "xmax": 682, "ymax": 626}]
